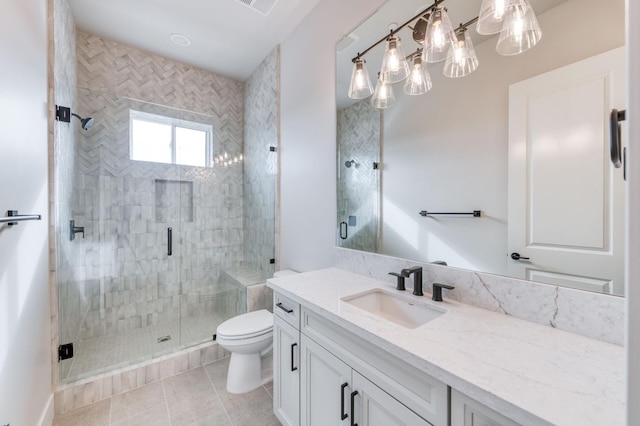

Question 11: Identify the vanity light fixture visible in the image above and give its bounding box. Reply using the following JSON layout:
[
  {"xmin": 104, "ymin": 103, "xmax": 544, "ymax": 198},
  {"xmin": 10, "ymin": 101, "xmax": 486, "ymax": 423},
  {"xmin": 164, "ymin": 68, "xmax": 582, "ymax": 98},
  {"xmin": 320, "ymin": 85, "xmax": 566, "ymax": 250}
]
[
  {"xmin": 476, "ymin": 0, "xmax": 529, "ymax": 35},
  {"xmin": 347, "ymin": 0, "xmax": 541, "ymax": 106},
  {"xmin": 443, "ymin": 26, "xmax": 479, "ymax": 78},
  {"xmin": 404, "ymin": 50, "xmax": 432, "ymax": 95},
  {"xmin": 496, "ymin": 4, "xmax": 542, "ymax": 55},
  {"xmin": 423, "ymin": 6, "xmax": 457, "ymax": 63},
  {"xmin": 380, "ymin": 35, "xmax": 410, "ymax": 83},
  {"xmin": 348, "ymin": 57, "xmax": 375, "ymax": 99},
  {"xmin": 371, "ymin": 74, "xmax": 396, "ymax": 109}
]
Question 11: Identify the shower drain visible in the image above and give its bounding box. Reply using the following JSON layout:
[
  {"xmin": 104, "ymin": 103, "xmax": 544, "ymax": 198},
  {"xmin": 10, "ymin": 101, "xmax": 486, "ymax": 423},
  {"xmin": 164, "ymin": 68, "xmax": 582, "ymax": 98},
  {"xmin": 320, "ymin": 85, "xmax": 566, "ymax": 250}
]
[{"xmin": 157, "ymin": 335, "xmax": 172, "ymax": 343}]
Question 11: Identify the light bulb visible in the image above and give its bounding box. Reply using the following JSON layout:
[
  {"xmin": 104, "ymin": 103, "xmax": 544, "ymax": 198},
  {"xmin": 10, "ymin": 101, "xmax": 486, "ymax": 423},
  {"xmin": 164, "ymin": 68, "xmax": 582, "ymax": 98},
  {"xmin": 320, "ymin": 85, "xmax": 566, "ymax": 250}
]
[
  {"xmin": 380, "ymin": 36, "xmax": 409, "ymax": 83},
  {"xmin": 512, "ymin": 11, "xmax": 524, "ymax": 44},
  {"xmin": 403, "ymin": 53, "xmax": 432, "ymax": 96},
  {"xmin": 423, "ymin": 7, "xmax": 456, "ymax": 63},
  {"xmin": 494, "ymin": 0, "xmax": 506, "ymax": 19},
  {"xmin": 348, "ymin": 57, "xmax": 374, "ymax": 99}
]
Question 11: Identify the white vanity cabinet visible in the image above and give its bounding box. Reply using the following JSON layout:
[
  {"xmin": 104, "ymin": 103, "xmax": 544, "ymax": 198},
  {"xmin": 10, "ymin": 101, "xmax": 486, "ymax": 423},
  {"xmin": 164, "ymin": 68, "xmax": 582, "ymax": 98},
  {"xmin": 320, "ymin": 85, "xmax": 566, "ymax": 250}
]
[
  {"xmin": 451, "ymin": 389, "xmax": 520, "ymax": 426},
  {"xmin": 272, "ymin": 291, "xmax": 449, "ymax": 426},
  {"xmin": 273, "ymin": 294, "xmax": 301, "ymax": 426}
]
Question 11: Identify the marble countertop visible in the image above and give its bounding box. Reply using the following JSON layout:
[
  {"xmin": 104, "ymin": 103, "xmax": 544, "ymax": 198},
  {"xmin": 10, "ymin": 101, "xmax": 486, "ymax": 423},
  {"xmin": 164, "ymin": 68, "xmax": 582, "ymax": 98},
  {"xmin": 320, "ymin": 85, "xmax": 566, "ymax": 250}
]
[{"xmin": 267, "ymin": 267, "xmax": 625, "ymax": 426}]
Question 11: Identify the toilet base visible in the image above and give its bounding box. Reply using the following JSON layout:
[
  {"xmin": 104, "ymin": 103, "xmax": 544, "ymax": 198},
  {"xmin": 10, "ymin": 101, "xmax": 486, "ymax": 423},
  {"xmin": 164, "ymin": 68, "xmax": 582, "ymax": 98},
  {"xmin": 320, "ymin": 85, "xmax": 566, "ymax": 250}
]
[{"xmin": 226, "ymin": 352, "xmax": 272, "ymax": 394}]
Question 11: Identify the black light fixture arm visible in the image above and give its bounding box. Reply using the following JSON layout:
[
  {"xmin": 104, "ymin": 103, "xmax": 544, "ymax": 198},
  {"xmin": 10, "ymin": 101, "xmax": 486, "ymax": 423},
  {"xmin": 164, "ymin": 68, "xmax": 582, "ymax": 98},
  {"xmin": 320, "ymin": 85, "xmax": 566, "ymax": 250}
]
[
  {"xmin": 352, "ymin": 1, "xmax": 441, "ymax": 62},
  {"xmin": 351, "ymin": 0, "xmax": 480, "ymax": 63}
]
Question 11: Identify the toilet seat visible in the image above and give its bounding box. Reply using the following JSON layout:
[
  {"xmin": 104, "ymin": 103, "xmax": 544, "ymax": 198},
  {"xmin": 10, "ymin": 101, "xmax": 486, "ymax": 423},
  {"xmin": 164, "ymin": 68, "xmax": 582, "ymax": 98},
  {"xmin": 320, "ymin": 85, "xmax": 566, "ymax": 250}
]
[{"xmin": 217, "ymin": 309, "xmax": 273, "ymax": 340}]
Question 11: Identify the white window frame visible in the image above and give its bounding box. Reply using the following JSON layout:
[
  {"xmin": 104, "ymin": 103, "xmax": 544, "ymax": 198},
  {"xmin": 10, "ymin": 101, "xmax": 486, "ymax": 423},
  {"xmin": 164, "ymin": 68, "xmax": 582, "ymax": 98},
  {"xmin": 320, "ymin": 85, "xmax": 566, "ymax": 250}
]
[{"xmin": 129, "ymin": 109, "xmax": 213, "ymax": 167}]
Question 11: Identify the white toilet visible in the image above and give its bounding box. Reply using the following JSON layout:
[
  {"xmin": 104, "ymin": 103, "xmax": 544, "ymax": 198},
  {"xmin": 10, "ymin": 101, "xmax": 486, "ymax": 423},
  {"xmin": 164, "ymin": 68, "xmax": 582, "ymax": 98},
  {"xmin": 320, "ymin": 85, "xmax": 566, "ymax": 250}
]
[{"xmin": 216, "ymin": 270, "xmax": 297, "ymax": 394}]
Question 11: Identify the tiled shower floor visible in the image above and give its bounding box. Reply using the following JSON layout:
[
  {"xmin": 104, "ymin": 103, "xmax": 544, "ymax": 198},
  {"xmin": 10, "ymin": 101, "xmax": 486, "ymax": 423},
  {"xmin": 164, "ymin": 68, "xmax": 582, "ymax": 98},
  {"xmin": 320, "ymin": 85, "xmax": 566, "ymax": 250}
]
[{"xmin": 62, "ymin": 312, "xmax": 229, "ymax": 382}]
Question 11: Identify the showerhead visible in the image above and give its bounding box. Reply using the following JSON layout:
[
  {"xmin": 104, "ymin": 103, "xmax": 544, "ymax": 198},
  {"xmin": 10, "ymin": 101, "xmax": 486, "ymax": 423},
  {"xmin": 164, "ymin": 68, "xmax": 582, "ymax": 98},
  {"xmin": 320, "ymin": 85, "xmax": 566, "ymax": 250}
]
[
  {"xmin": 345, "ymin": 160, "xmax": 356, "ymax": 168},
  {"xmin": 72, "ymin": 113, "xmax": 94, "ymax": 130}
]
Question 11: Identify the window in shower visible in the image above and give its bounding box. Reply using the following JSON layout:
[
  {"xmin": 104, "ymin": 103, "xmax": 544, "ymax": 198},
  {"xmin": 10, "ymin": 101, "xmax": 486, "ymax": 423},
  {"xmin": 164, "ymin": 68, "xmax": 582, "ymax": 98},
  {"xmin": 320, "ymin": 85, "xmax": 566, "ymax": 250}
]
[{"xmin": 129, "ymin": 109, "xmax": 213, "ymax": 167}]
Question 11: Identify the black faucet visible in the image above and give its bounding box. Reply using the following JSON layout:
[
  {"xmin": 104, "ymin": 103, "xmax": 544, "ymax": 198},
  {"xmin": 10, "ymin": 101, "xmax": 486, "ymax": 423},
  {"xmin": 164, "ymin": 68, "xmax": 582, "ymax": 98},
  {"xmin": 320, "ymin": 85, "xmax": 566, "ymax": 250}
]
[
  {"xmin": 388, "ymin": 272, "xmax": 406, "ymax": 291},
  {"xmin": 432, "ymin": 283, "xmax": 455, "ymax": 302},
  {"xmin": 401, "ymin": 266, "xmax": 423, "ymax": 296}
]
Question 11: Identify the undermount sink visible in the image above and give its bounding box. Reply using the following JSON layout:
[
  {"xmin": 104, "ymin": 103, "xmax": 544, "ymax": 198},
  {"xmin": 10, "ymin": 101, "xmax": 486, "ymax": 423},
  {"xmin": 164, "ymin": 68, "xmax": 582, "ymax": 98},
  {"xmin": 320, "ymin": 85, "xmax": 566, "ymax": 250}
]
[{"xmin": 342, "ymin": 289, "xmax": 446, "ymax": 329}]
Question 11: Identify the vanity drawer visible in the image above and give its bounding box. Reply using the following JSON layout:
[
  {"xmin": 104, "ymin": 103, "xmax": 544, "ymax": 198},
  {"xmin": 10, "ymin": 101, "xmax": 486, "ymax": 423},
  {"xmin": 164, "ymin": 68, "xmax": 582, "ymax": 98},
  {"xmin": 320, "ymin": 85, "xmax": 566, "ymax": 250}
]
[{"xmin": 274, "ymin": 292, "xmax": 300, "ymax": 329}]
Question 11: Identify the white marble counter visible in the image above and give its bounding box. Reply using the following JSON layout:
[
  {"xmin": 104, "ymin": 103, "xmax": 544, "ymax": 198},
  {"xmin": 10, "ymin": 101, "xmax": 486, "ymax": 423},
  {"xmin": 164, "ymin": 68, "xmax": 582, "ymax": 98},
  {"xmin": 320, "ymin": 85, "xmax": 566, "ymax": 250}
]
[{"xmin": 267, "ymin": 267, "xmax": 625, "ymax": 426}]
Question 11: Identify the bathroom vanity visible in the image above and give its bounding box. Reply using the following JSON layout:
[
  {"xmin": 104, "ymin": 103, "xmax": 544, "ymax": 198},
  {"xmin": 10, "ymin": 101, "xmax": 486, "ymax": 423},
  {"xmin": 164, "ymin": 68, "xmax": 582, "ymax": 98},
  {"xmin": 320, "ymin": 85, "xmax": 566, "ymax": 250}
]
[{"xmin": 267, "ymin": 268, "xmax": 624, "ymax": 426}]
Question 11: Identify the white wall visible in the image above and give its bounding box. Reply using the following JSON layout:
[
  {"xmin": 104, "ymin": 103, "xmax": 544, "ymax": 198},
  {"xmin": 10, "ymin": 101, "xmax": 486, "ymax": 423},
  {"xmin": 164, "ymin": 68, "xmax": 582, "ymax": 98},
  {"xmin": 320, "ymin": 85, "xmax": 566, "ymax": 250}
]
[
  {"xmin": 279, "ymin": 0, "xmax": 386, "ymax": 271},
  {"xmin": 0, "ymin": 0, "xmax": 52, "ymax": 424},
  {"xmin": 381, "ymin": 0, "xmax": 624, "ymax": 275}
]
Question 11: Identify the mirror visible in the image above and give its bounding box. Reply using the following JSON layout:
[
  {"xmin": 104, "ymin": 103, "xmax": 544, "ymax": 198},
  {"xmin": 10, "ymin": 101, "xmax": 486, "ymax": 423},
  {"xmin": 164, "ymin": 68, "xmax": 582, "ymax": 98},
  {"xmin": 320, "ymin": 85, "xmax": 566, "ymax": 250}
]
[{"xmin": 336, "ymin": 0, "xmax": 627, "ymax": 296}]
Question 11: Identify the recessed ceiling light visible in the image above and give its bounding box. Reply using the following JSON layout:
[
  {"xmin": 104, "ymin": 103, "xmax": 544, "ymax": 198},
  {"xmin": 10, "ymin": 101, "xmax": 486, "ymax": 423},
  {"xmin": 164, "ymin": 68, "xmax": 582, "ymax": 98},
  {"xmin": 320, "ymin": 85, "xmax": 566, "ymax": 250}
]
[{"xmin": 170, "ymin": 33, "xmax": 191, "ymax": 47}]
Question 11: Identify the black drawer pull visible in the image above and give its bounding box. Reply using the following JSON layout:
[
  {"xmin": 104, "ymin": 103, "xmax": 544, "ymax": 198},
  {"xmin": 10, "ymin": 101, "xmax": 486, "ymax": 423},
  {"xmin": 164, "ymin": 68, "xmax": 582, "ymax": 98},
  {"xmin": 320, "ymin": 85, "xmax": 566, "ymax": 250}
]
[
  {"xmin": 291, "ymin": 343, "xmax": 298, "ymax": 372},
  {"xmin": 341, "ymin": 382, "xmax": 349, "ymax": 420},
  {"xmin": 276, "ymin": 302, "xmax": 294, "ymax": 314},
  {"xmin": 350, "ymin": 390, "xmax": 358, "ymax": 426}
]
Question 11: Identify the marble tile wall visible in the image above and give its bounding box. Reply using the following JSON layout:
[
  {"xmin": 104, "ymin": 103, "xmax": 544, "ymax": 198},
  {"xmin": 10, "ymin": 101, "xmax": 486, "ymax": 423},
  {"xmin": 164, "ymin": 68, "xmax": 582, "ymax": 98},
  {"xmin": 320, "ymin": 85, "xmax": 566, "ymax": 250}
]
[
  {"xmin": 243, "ymin": 47, "xmax": 279, "ymax": 278},
  {"xmin": 334, "ymin": 247, "xmax": 625, "ymax": 346},
  {"xmin": 337, "ymin": 99, "xmax": 381, "ymax": 253}
]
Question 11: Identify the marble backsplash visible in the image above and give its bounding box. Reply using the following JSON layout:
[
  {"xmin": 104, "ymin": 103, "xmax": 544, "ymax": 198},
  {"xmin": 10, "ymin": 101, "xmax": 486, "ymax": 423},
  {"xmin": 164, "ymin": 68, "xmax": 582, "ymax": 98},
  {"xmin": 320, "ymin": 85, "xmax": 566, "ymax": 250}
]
[{"xmin": 334, "ymin": 247, "xmax": 625, "ymax": 346}]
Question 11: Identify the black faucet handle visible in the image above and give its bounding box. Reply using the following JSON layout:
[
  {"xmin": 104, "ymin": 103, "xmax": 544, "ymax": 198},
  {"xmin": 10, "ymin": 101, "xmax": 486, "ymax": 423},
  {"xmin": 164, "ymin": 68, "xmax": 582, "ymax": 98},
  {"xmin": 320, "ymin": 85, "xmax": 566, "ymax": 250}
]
[
  {"xmin": 401, "ymin": 266, "xmax": 423, "ymax": 276},
  {"xmin": 432, "ymin": 283, "xmax": 455, "ymax": 302},
  {"xmin": 389, "ymin": 272, "xmax": 406, "ymax": 291}
]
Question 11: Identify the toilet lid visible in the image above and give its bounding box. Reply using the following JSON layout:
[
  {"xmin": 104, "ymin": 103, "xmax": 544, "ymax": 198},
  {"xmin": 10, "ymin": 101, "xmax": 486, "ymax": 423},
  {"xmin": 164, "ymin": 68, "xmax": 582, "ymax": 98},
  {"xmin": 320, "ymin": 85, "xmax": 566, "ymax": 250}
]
[{"xmin": 217, "ymin": 309, "xmax": 273, "ymax": 339}]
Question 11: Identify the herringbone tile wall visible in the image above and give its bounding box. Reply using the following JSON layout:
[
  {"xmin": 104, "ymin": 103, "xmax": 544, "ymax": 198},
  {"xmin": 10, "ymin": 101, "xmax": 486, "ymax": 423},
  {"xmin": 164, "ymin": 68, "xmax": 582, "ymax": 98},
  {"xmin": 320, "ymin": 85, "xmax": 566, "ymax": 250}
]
[{"xmin": 337, "ymin": 99, "xmax": 381, "ymax": 253}]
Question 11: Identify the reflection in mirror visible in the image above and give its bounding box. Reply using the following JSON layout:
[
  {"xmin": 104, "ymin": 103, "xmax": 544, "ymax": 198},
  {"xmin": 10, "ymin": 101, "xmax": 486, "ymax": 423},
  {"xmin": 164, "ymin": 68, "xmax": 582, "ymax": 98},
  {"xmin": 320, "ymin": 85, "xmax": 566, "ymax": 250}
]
[{"xmin": 336, "ymin": 0, "xmax": 627, "ymax": 296}]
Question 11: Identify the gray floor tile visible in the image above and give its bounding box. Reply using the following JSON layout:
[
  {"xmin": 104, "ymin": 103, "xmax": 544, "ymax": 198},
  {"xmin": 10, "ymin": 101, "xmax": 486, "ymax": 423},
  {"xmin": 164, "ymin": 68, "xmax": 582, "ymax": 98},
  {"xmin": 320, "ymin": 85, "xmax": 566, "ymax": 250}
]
[
  {"xmin": 164, "ymin": 366, "xmax": 226, "ymax": 426},
  {"xmin": 205, "ymin": 358, "xmax": 280, "ymax": 426},
  {"xmin": 52, "ymin": 399, "xmax": 111, "ymax": 426},
  {"xmin": 110, "ymin": 405, "xmax": 171, "ymax": 426},
  {"xmin": 110, "ymin": 381, "xmax": 167, "ymax": 423}
]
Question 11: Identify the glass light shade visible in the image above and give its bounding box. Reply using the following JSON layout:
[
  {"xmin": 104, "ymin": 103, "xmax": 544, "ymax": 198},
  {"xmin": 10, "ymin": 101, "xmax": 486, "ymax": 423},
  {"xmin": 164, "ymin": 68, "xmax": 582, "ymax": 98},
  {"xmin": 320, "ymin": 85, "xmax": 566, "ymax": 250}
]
[
  {"xmin": 423, "ymin": 7, "xmax": 457, "ymax": 63},
  {"xmin": 476, "ymin": 0, "xmax": 529, "ymax": 35},
  {"xmin": 403, "ymin": 54, "xmax": 432, "ymax": 95},
  {"xmin": 348, "ymin": 58, "xmax": 374, "ymax": 99},
  {"xmin": 496, "ymin": 5, "xmax": 542, "ymax": 55},
  {"xmin": 444, "ymin": 30, "xmax": 479, "ymax": 78},
  {"xmin": 380, "ymin": 36, "xmax": 410, "ymax": 83},
  {"xmin": 371, "ymin": 76, "xmax": 396, "ymax": 109}
]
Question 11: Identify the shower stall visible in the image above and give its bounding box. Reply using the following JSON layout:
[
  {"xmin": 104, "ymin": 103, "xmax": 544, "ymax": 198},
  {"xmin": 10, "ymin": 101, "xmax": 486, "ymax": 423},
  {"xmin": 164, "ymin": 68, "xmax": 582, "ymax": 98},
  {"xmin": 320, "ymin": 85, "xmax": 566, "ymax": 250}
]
[{"xmin": 55, "ymin": 78, "xmax": 277, "ymax": 383}]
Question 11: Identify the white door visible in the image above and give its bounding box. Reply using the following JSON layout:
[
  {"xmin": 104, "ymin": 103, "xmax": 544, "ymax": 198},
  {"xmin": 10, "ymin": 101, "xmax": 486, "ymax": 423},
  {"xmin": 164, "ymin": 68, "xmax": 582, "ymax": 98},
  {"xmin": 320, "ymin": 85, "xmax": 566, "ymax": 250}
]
[
  {"xmin": 508, "ymin": 47, "xmax": 626, "ymax": 295},
  {"xmin": 352, "ymin": 371, "xmax": 432, "ymax": 426},
  {"xmin": 273, "ymin": 316, "xmax": 300, "ymax": 426},
  {"xmin": 300, "ymin": 335, "xmax": 352, "ymax": 426}
]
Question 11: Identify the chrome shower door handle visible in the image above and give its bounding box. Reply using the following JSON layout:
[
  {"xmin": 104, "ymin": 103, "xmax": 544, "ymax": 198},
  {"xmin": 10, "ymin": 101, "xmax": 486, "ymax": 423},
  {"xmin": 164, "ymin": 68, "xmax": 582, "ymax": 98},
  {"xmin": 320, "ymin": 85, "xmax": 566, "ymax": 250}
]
[{"xmin": 167, "ymin": 227, "xmax": 172, "ymax": 256}]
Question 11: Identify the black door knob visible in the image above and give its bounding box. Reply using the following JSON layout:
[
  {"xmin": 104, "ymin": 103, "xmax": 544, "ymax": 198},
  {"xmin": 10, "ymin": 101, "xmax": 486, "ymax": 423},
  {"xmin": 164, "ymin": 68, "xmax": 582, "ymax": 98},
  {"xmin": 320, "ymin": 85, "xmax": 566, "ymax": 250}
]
[{"xmin": 510, "ymin": 252, "xmax": 530, "ymax": 261}]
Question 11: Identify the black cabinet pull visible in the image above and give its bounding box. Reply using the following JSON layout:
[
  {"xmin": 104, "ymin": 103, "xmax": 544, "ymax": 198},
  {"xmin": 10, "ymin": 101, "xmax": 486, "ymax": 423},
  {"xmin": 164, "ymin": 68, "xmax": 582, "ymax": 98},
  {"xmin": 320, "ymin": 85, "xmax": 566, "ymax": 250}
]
[
  {"xmin": 340, "ymin": 382, "xmax": 349, "ymax": 420},
  {"xmin": 350, "ymin": 390, "xmax": 358, "ymax": 426},
  {"xmin": 167, "ymin": 227, "xmax": 173, "ymax": 256},
  {"xmin": 290, "ymin": 343, "xmax": 298, "ymax": 372},
  {"xmin": 276, "ymin": 302, "xmax": 294, "ymax": 314},
  {"xmin": 340, "ymin": 221, "xmax": 348, "ymax": 240}
]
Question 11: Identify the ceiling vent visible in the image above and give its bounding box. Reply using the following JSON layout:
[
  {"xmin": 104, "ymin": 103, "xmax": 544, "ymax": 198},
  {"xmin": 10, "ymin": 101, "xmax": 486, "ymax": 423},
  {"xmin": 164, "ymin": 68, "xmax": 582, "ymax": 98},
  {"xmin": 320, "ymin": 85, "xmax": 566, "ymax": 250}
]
[{"xmin": 235, "ymin": 0, "xmax": 278, "ymax": 16}]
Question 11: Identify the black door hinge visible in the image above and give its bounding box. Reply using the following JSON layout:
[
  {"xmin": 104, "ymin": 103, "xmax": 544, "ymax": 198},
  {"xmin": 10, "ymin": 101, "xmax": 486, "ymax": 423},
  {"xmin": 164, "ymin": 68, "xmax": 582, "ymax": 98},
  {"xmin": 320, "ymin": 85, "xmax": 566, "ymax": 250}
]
[{"xmin": 58, "ymin": 343, "xmax": 74, "ymax": 361}]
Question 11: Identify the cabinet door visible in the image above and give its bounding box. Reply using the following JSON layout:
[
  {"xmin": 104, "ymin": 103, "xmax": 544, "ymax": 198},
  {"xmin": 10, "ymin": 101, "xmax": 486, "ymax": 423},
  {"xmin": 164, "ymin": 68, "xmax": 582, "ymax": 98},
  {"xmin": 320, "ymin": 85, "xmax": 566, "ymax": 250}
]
[
  {"xmin": 274, "ymin": 316, "xmax": 300, "ymax": 426},
  {"xmin": 300, "ymin": 335, "xmax": 352, "ymax": 426},
  {"xmin": 451, "ymin": 389, "xmax": 520, "ymax": 426},
  {"xmin": 352, "ymin": 371, "xmax": 432, "ymax": 426}
]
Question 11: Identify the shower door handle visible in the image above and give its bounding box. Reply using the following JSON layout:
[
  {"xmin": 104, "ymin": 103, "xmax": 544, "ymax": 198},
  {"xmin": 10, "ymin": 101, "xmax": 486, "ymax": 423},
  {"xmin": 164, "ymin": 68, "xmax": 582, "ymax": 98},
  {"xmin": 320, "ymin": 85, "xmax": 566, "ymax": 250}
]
[
  {"xmin": 167, "ymin": 227, "xmax": 172, "ymax": 256},
  {"xmin": 340, "ymin": 221, "xmax": 348, "ymax": 240}
]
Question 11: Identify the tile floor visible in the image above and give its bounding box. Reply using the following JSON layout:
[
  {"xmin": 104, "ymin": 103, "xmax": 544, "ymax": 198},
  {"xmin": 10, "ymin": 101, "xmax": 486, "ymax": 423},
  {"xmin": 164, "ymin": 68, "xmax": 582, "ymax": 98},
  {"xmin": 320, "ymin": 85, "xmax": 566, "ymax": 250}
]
[
  {"xmin": 62, "ymin": 312, "xmax": 228, "ymax": 382},
  {"xmin": 53, "ymin": 357, "xmax": 280, "ymax": 426}
]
